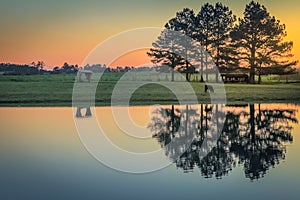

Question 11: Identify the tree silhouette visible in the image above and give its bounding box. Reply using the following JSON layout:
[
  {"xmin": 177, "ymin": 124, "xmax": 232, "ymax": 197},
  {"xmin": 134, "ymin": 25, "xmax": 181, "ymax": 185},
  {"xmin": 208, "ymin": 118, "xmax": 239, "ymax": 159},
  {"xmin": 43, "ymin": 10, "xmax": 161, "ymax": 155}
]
[
  {"xmin": 0, "ymin": 63, "xmax": 44, "ymax": 75},
  {"xmin": 194, "ymin": 3, "xmax": 215, "ymax": 82},
  {"xmin": 150, "ymin": 104, "xmax": 298, "ymax": 180},
  {"xmin": 231, "ymin": 104, "xmax": 297, "ymax": 180},
  {"xmin": 231, "ymin": 1, "xmax": 297, "ymax": 84},
  {"xmin": 149, "ymin": 105, "xmax": 181, "ymax": 146},
  {"xmin": 147, "ymin": 8, "xmax": 196, "ymax": 81},
  {"xmin": 193, "ymin": 3, "xmax": 236, "ymax": 82},
  {"xmin": 169, "ymin": 8, "xmax": 196, "ymax": 81},
  {"xmin": 149, "ymin": 105, "xmax": 202, "ymax": 161},
  {"xmin": 210, "ymin": 3, "xmax": 237, "ymax": 81},
  {"xmin": 147, "ymin": 29, "xmax": 184, "ymax": 82}
]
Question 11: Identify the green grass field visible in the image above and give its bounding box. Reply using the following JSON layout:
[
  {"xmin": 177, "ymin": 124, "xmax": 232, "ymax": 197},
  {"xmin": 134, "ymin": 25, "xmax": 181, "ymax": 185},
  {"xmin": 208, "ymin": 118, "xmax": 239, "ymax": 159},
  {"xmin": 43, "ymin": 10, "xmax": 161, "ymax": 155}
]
[{"xmin": 0, "ymin": 72, "xmax": 299, "ymax": 106}]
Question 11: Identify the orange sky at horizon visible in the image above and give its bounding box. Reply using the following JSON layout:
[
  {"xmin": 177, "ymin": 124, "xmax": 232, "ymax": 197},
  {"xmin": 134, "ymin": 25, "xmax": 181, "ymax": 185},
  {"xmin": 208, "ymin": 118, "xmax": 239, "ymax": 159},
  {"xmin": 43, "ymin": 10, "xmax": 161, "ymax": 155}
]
[
  {"xmin": 109, "ymin": 49, "xmax": 152, "ymax": 68},
  {"xmin": 0, "ymin": 0, "xmax": 299, "ymax": 69}
]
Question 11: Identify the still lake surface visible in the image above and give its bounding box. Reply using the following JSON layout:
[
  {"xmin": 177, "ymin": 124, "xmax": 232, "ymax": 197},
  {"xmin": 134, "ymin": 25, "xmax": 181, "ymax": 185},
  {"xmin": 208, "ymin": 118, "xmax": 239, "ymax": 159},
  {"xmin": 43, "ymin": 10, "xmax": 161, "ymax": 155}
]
[{"xmin": 0, "ymin": 104, "xmax": 299, "ymax": 200}]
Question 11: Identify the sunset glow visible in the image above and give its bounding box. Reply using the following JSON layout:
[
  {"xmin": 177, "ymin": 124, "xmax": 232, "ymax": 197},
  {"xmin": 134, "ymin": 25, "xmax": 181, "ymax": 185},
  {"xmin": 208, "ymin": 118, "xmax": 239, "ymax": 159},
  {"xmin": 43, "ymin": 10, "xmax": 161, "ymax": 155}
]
[
  {"xmin": 0, "ymin": 0, "xmax": 299, "ymax": 68},
  {"xmin": 109, "ymin": 49, "xmax": 152, "ymax": 68}
]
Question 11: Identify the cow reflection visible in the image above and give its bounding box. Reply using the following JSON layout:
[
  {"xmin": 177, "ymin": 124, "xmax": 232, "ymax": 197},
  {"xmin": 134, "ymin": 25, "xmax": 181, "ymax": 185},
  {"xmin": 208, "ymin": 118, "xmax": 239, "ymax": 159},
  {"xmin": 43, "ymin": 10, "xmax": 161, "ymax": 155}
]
[{"xmin": 76, "ymin": 107, "xmax": 92, "ymax": 118}]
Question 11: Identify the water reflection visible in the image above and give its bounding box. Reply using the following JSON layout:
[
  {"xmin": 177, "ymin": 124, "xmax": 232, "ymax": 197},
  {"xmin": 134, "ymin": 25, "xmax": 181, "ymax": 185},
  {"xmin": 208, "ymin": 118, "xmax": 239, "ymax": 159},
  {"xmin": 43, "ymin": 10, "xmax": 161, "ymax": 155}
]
[
  {"xmin": 1, "ymin": 105, "xmax": 299, "ymax": 199},
  {"xmin": 149, "ymin": 104, "xmax": 298, "ymax": 180},
  {"xmin": 148, "ymin": 104, "xmax": 225, "ymax": 163},
  {"xmin": 75, "ymin": 107, "xmax": 92, "ymax": 118}
]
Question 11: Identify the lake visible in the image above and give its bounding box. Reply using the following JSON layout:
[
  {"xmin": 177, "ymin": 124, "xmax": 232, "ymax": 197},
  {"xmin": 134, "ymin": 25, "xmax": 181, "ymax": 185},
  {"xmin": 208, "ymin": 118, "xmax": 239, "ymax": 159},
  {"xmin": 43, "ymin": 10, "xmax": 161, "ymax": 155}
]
[{"xmin": 0, "ymin": 104, "xmax": 299, "ymax": 200}]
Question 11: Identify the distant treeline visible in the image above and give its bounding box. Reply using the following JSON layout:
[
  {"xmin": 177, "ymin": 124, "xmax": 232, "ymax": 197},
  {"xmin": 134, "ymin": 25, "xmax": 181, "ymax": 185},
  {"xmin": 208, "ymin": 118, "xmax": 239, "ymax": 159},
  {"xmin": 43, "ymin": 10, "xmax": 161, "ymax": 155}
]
[
  {"xmin": 0, "ymin": 63, "xmax": 43, "ymax": 75},
  {"xmin": 0, "ymin": 62, "xmax": 78, "ymax": 75},
  {"xmin": 0, "ymin": 62, "xmax": 157, "ymax": 75},
  {"xmin": 0, "ymin": 62, "xmax": 297, "ymax": 77}
]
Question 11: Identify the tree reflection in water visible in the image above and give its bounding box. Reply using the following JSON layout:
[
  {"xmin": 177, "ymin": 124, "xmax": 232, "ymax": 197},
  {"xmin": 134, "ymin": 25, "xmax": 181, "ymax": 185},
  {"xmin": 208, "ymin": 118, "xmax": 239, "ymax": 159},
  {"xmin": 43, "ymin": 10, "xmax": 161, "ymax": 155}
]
[{"xmin": 148, "ymin": 104, "xmax": 298, "ymax": 180}]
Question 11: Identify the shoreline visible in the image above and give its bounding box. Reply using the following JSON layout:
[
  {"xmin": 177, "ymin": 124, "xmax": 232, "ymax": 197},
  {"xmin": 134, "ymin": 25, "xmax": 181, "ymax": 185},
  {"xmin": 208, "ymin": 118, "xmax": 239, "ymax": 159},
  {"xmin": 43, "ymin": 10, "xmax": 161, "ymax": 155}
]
[{"xmin": 1, "ymin": 100, "xmax": 299, "ymax": 107}]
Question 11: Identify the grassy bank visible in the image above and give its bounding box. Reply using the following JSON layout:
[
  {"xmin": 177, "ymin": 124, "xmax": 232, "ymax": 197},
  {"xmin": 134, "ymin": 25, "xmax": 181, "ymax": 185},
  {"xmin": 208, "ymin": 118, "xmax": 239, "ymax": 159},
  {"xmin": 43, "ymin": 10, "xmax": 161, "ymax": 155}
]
[{"xmin": 0, "ymin": 73, "xmax": 299, "ymax": 106}]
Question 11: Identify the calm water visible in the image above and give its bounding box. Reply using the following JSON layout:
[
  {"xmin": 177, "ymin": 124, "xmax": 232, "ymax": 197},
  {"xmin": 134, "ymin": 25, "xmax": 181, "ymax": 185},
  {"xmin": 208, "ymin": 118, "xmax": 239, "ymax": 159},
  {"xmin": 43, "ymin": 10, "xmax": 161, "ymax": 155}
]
[{"xmin": 0, "ymin": 104, "xmax": 299, "ymax": 200}]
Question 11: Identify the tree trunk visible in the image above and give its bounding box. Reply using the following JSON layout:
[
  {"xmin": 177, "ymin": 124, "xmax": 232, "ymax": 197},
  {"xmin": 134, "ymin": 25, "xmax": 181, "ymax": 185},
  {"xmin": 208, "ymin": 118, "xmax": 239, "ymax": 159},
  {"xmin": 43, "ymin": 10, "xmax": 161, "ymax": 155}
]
[
  {"xmin": 186, "ymin": 71, "xmax": 189, "ymax": 82},
  {"xmin": 249, "ymin": 65, "xmax": 255, "ymax": 84},
  {"xmin": 200, "ymin": 48, "xmax": 204, "ymax": 82},
  {"xmin": 171, "ymin": 67, "xmax": 174, "ymax": 82},
  {"xmin": 205, "ymin": 54, "xmax": 209, "ymax": 82},
  {"xmin": 216, "ymin": 46, "xmax": 220, "ymax": 83},
  {"xmin": 200, "ymin": 75, "xmax": 204, "ymax": 82},
  {"xmin": 249, "ymin": 43, "xmax": 256, "ymax": 84},
  {"xmin": 185, "ymin": 61, "xmax": 189, "ymax": 82},
  {"xmin": 205, "ymin": 40, "xmax": 209, "ymax": 82},
  {"xmin": 257, "ymin": 65, "xmax": 262, "ymax": 84},
  {"xmin": 215, "ymin": 71, "xmax": 219, "ymax": 83}
]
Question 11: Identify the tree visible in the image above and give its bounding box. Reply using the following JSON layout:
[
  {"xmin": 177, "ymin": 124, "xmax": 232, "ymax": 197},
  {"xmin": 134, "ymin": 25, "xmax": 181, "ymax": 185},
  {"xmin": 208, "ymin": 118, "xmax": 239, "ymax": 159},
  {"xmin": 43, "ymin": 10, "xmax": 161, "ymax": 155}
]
[
  {"xmin": 36, "ymin": 61, "xmax": 44, "ymax": 71},
  {"xmin": 31, "ymin": 60, "xmax": 45, "ymax": 72},
  {"xmin": 60, "ymin": 62, "xmax": 78, "ymax": 74},
  {"xmin": 210, "ymin": 3, "xmax": 236, "ymax": 81},
  {"xmin": 193, "ymin": 3, "xmax": 236, "ymax": 82},
  {"xmin": 231, "ymin": 1, "xmax": 297, "ymax": 84},
  {"xmin": 169, "ymin": 8, "xmax": 196, "ymax": 81},
  {"xmin": 194, "ymin": 3, "xmax": 215, "ymax": 82},
  {"xmin": 147, "ymin": 8, "xmax": 196, "ymax": 81},
  {"xmin": 147, "ymin": 28, "xmax": 184, "ymax": 82}
]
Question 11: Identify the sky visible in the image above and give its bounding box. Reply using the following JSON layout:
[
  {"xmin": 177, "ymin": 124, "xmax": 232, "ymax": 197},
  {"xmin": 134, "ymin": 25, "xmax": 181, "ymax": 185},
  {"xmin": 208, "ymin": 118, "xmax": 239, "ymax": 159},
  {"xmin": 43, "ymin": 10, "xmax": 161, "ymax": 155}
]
[{"xmin": 0, "ymin": 0, "xmax": 299, "ymax": 68}]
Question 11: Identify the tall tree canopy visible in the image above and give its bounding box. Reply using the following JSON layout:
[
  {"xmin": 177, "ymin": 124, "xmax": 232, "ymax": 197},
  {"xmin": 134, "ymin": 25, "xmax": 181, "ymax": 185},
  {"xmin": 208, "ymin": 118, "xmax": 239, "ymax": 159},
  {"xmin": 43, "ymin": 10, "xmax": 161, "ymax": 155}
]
[
  {"xmin": 149, "ymin": 1, "xmax": 296, "ymax": 83},
  {"xmin": 210, "ymin": 3, "xmax": 237, "ymax": 73},
  {"xmin": 147, "ymin": 8, "xmax": 196, "ymax": 81},
  {"xmin": 231, "ymin": 1, "xmax": 297, "ymax": 84},
  {"xmin": 193, "ymin": 3, "xmax": 215, "ymax": 82},
  {"xmin": 147, "ymin": 28, "xmax": 184, "ymax": 81},
  {"xmin": 193, "ymin": 3, "xmax": 236, "ymax": 81}
]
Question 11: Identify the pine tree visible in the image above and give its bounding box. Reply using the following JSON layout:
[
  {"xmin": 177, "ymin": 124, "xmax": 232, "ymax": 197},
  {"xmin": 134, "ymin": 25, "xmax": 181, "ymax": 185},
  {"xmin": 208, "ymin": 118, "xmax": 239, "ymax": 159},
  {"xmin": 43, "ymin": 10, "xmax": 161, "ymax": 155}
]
[
  {"xmin": 147, "ymin": 28, "xmax": 184, "ymax": 81},
  {"xmin": 194, "ymin": 3, "xmax": 215, "ymax": 82},
  {"xmin": 231, "ymin": 1, "xmax": 297, "ymax": 84},
  {"xmin": 147, "ymin": 8, "xmax": 196, "ymax": 81},
  {"xmin": 210, "ymin": 3, "xmax": 236, "ymax": 81},
  {"xmin": 170, "ymin": 8, "xmax": 196, "ymax": 81}
]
